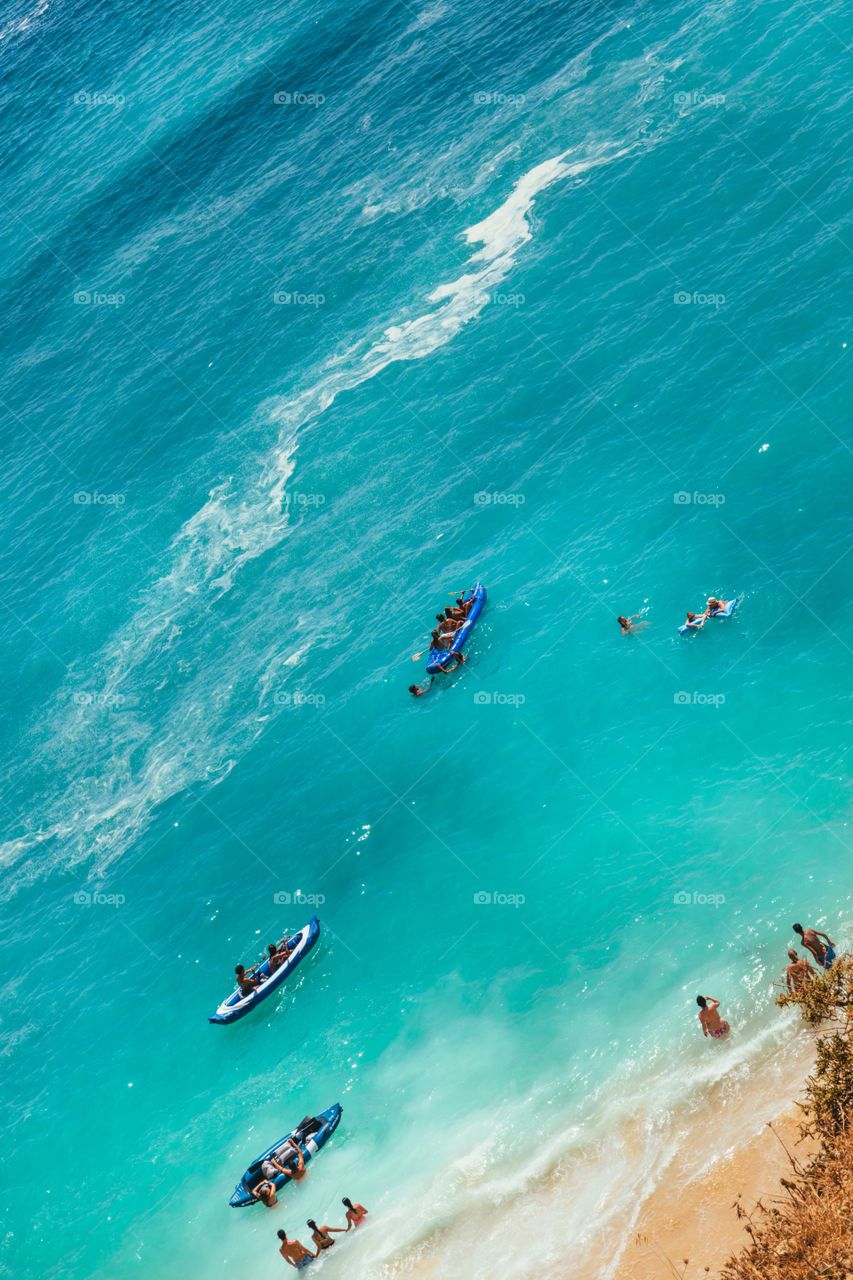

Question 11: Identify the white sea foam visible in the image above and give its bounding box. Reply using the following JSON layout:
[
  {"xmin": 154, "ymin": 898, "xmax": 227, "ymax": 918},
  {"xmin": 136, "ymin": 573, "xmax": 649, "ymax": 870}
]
[
  {"xmin": 322, "ymin": 1008, "xmax": 812, "ymax": 1280},
  {"xmin": 2, "ymin": 143, "xmax": 633, "ymax": 896}
]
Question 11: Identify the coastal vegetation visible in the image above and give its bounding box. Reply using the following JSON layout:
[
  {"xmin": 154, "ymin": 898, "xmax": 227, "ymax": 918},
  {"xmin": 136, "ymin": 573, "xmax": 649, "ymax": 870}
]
[{"xmin": 721, "ymin": 957, "xmax": 853, "ymax": 1278}]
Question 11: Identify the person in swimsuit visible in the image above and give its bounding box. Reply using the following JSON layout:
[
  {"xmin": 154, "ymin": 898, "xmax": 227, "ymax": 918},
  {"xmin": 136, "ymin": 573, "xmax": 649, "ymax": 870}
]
[
  {"xmin": 277, "ymin": 1230, "xmax": 316, "ymax": 1269},
  {"xmin": 272, "ymin": 1139, "xmax": 307, "ymax": 1182},
  {"xmin": 785, "ymin": 948, "xmax": 815, "ymax": 993},
  {"xmin": 235, "ymin": 964, "xmax": 261, "ymax": 997},
  {"xmin": 697, "ymin": 994, "xmax": 730, "ymax": 1039},
  {"xmin": 436, "ymin": 650, "xmax": 466, "ymax": 672},
  {"xmin": 705, "ymin": 597, "xmax": 725, "ymax": 615},
  {"xmin": 252, "ymin": 1179, "xmax": 278, "ymax": 1206},
  {"xmin": 408, "ymin": 677, "xmax": 434, "ymax": 698},
  {"xmin": 793, "ymin": 922, "xmax": 836, "ymax": 969},
  {"xmin": 342, "ymin": 1197, "xmax": 368, "ymax": 1229},
  {"xmin": 617, "ymin": 615, "xmax": 642, "ymax": 634},
  {"xmin": 307, "ymin": 1220, "xmax": 345, "ymax": 1252},
  {"xmin": 267, "ymin": 936, "xmax": 295, "ymax": 974},
  {"xmin": 684, "ymin": 611, "xmax": 705, "ymax": 631},
  {"xmin": 437, "ymin": 614, "xmax": 463, "ymax": 637}
]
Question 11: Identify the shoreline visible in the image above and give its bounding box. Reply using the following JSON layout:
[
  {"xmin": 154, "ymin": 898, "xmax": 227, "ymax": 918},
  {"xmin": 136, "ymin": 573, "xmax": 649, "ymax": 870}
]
[
  {"xmin": 614, "ymin": 1105, "xmax": 814, "ymax": 1280},
  {"xmin": 344, "ymin": 1019, "xmax": 819, "ymax": 1279},
  {"xmin": 582, "ymin": 1026, "xmax": 817, "ymax": 1280}
]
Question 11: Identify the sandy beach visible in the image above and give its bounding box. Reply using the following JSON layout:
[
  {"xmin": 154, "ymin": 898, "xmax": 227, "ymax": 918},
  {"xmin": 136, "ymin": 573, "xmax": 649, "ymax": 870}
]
[{"xmin": 616, "ymin": 1105, "xmax": 814, "ymax": 1279}]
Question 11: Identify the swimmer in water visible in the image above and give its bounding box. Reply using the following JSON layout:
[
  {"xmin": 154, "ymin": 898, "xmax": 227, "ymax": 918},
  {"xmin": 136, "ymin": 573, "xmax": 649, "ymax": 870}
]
[
  {"xmin": 697, "ymin": 994, "xmax": 730, "ymax": 1039},
  {"xmin": 436, "ymin": 650, "xmax": 466, "ymax": 672},
  {"xmin": 684, "ymin": 611, "xmax": 705, "ymax": 631},
  {"xmin": 617, "ymin": 614, "xmax": 642, "ymax": 634},
  {"xmin": 408, "ymin": 677, "xmax": 434, "ymax": 698}
]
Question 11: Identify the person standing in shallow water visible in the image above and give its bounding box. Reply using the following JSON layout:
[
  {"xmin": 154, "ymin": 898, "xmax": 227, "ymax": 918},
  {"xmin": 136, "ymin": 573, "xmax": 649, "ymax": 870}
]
[
  {"xmin": 307, "ymin": 1219, "xmax": 345, "ymax": 1252},
  {"xmin": 786, "ymin": 948, "xmax": 815, "ymax": 993},
  {"xmin": 697, "ymin": 994, "xmax": 730, "ymax": 1039},
  {"xmin": 343, "ymin": 1196, "xmax": 368, "ymax": 1229},
  {"xmin": 793, "ymin": 922, "xmax": 836, "ymax": 970},
  {"xmin": 277, "ymin": 1229, "xmax": 316, "ymax": 1269}
]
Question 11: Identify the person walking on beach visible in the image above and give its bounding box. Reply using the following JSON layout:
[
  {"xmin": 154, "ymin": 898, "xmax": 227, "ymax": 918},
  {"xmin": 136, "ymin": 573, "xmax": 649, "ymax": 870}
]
[
  {"xmin": 786, "ymin": 948, "xmax": 815, "ymax": 993},
  {"xmin": 697, "ymin": 994, "xmax": 730, "ymax": 1039},
  {"xmin": 277, "ymin": 1229, "xmax": 316, "ymax": 1269},
  {"xmin": 792, "ymin": 922, "xmax": 836, "ymax": 970}
]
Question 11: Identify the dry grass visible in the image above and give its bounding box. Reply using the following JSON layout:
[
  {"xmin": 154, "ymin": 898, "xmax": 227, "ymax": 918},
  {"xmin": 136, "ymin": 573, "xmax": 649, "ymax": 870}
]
[{"xmin": 712, "ymin": 955, "xmax": 853, "ymax": 1279}]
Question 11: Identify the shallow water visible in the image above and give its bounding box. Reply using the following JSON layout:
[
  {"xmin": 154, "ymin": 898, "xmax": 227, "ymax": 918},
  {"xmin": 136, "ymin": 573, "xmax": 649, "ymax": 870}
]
[{"xmin": 1, "ymin": 0, "xmax": 851, "ymax": 1276}]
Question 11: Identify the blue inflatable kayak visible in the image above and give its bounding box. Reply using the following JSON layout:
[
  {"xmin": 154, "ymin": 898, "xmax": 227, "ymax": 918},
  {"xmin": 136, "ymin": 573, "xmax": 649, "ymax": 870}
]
[
  {"xmin": 678, "ymin": 596, "xmax": 740, "ymax": 635},
  {"xmin": 209, "ymin": 917, "xmax": 320, "ymax": 1025},
  {"xmin": 426, "ymin": 583, "xmax": 487, "ymax": 674},
  {"xmin": 229, "ymin": 1104, "xmax": 342, "ymax": 1207}
]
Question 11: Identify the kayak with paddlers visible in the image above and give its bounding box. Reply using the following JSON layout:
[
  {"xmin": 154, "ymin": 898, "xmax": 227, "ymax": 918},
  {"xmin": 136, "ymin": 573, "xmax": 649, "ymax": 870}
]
[{"xmin": 209, "ymin": 917, "xmax": 321, "ymax": 1025}]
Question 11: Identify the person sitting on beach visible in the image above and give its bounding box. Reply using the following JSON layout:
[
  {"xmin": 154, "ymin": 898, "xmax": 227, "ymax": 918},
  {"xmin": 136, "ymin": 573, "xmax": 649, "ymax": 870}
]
[
  {"xmin": 617, "ymin": 615, "xmax": 641, "ymax": 634},
  {"xmin": 235, "ymin": 963, "xmax": 261, "ymax": 997},
  {"xmin": 307, "ymin": 1219, "xmax": 345, "ymax": 1252},
  {"xmin": 277, "ymin": 1229, "xmax": 316, "ymax": 1269},
  {"xmin": 705, "ymin": 597, "xmax": 725, "ymax": 615},
  {"xmin": 785, "ymin": 948, "xmax": 815, "ymax": 993},
  {"xmin": 684, "ymin": 611, "xmax": 705, "ymax": 631},
  {"xmin": 342, "ymin": 1197, "xmax": 368, "ymax": 1229},
  {"xmin": 252, "ymin": 1179, "xmax": 278, "ymax": 1206},
  {"xmin": 793, "ymin": 922, "xmax": 836, "ymax": 970},
  {"xmin": 697, "ymin": 994, "xmax": 730, "ymax": 1039},
  {"xmin": 408, "ymin": 677, "xmax": 434, "ymax": 698}
]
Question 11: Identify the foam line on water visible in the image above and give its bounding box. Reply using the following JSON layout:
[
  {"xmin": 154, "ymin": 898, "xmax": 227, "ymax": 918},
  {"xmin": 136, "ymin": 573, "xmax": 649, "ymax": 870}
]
[{"xmin": 0, "ymin": 141, "xmax": 636, "ymax": 897}]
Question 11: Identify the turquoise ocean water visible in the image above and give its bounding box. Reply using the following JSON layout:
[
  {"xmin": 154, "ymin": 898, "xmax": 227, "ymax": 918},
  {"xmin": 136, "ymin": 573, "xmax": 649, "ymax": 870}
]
[{"xmin": 1, "ymin": 0, "xmax": 851, "ymax": 1276}]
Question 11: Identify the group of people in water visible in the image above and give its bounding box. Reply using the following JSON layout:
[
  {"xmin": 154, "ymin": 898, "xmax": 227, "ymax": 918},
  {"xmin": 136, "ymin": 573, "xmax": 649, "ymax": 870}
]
[
  {"xmin": 408, "ymin": 589, "xmax": 477, "ymax": 696},
  {"xmin": 617, "ymin": 596, "xmax": 728, "ymax": 634},
  {"xmin": 276, "ymin": 1198, "xmax": 368, "ymax": 1270},
  {"xmin": 696, "ymin": 919, "xmax": 837, "ymax": 1041},
  {"xmin": 245, "ymin": 1114, "xmax": 369, "ymax": 1267}
]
